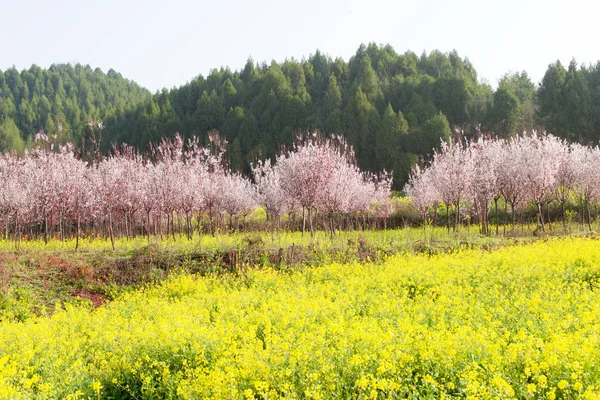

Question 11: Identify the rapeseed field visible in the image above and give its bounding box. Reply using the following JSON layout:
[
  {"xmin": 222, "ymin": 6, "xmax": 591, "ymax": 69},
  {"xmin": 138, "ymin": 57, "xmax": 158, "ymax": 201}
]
[{"xmin": 1, "ymin": 237, "xmax": 599, "ymax": 399}]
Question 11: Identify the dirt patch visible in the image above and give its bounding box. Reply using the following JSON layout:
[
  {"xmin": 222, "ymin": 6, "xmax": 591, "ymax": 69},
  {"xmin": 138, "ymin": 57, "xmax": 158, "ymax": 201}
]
[{"xmin": 70, "ymin": 289, "xmax": 107, "ymax": 308}]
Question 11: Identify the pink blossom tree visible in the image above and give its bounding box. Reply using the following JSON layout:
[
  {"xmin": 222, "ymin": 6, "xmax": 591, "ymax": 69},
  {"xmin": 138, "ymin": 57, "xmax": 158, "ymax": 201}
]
[
  {"xmin": 404, "ymin": 165, "xmax": 439, "ymax": 234},
  {"xmin": 554, "ymin": 142, "xmax": 578, "ymax": 232},
  {"xmin": 468, "ymin": 137, "xmax": 501, "ymax": 235},
  {"xmin": 495, "ymin": 136, "xmax": 530, "ymax": 232},
  {"xmin": 95, "ymin": 155, "xmax": 126, "ymax": 250},
  {"xmin": 276, "ymin": 133, "xmax": 337, "ymax": 235},
  {"xmin": 219, "ymin": 173, "xmax": 257, "ymax": 232},
  {"xmin": 252, "ymin": 160, "xmax": 291, "ymax": 231},
  {"xmin": 428, "ymin": 138, "xmax": 473, "ymax": 232},
  {"xmin": 518, "ymin": 133, "xmax": 563, "ymax": 233},
  {"xmin": 571, "ymin": 144, "xmax": 600, "ymax": 231}
]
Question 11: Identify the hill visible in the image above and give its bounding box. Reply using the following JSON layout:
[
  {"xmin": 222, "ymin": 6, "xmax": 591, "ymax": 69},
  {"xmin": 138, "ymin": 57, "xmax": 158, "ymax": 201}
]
[{"xmin": 0, "ymin": 63, "xmax": 150, "ymax": 153}]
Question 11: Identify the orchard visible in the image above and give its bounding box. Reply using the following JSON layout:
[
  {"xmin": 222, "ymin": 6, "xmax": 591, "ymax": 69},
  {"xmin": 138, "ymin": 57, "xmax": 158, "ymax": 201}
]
[
  {"xmin": 0, "ymin": 131, "xmax": 390, "ymax": 249},
  {"xmin": 406, "ymin": 130, "xmax": 600, "ymax": 235}
]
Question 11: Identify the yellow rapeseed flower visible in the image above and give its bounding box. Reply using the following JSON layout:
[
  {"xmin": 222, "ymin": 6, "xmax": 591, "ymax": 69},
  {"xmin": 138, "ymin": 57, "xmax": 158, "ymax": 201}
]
[
  {"xmin": 92, "ymin": 381, "xmax": 102, "ymax": 393},
  {"xmin": 558, "ymin": 380, "xmax": 569, "ymax": 390}
]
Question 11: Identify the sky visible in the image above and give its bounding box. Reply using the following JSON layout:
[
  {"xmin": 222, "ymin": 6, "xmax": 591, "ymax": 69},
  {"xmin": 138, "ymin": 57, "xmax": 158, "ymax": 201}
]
[{"xmin": 1, "ymin": 0, "xmax": 598, "ymax": 92}]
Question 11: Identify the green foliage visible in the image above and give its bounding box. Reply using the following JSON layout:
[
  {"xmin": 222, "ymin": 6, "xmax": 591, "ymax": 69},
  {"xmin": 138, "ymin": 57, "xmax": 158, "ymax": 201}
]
[
  {"xmin": 490, "ymin": 87, "xmax": 521, "ymax": 137},
  {"xmin": 0, "ymin": 287, "xmax": 33, "ymax": 322},
  {"xmin": 96, "ymin": 45, "xmax": 490, "ymax": 188},
  {"xmin": 229, "ymin": 137, "xmax": 244, "ymax": 172},
  {"xmin": 538, "ymin": 59, "xmax": 600, "ymax": 142},
  {"xmin": 375, "ymin": 103, "xmax": 408, "ymax": 171},
  {"xmin": 409, "ymin": 112, "xmax": 451, "ymax": 155},
  {"xmin": 0, "ymin": 64, "xmax": 150, "ymax": 153},
  {"xmin": 8, "ymin": 46, "xmax": 600, "ymax": 190},
  {"xmin": 486, "ymin": 71, "xmax": 537, "ymax": 137},
  {"xmin": 0, "ymin": 118, "xmax": 25, "ymax": 154}
]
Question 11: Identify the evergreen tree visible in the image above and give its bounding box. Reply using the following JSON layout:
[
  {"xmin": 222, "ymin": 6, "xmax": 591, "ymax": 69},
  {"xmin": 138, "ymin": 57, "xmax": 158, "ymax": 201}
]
[{"xmin": 0, "ymin": 118, "xmax": 25, "ymax": 153}]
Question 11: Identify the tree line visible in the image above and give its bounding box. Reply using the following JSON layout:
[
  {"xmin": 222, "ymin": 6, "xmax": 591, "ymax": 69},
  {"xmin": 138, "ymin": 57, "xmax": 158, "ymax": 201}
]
[
  {"xmin": 0, "ymin": 132, "xmax": 390, "ymax": 250},
  {"xmin": 2, "ymin": 44, "xmax": 600, "ymax": 188},
  {"xmin": 0, "ymin": 64, "xmax": 149, "ymax": 153},
  {"xmin": 405, "ymin": 131, "xmax": 600, "ymax": 235}
]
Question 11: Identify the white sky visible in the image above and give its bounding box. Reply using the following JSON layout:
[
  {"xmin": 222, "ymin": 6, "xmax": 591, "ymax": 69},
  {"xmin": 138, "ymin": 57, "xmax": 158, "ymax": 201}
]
[{"xmin": 1, "ymin": 0, "xmax": 598, "ymax": 92}]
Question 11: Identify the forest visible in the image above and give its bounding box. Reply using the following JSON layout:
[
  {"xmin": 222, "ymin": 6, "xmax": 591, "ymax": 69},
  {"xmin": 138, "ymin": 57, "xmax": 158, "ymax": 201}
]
[{"xmin": 2, "ymin": 43, "xmax": 600, "ymax": 188}]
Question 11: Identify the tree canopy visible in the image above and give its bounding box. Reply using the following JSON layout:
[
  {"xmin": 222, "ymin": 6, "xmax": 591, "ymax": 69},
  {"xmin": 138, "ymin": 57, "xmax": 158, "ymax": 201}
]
[{"xmin": 3, "ymin": 45, "xmax": 600, "ymax": 189}]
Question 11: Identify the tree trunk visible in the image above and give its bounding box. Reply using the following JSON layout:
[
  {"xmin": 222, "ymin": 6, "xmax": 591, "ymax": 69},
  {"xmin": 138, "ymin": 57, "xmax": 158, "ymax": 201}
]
[
  {"xmin": 587, "ymin": 201, "xmax": 593, "ymax": 231},
  {"xmin": 302, "ymin": 207, "xmax": 306, "ymax": 236},
  {"xmin": 329, "ymin": 214, "xmax": 335, "ymax": 239},
  {"xmin": 455, "ymin": 201, "xmax": 460, "ymax": 233},
  {"xmin": 446, "ymin": 203, "xmax": 450, "ymax": 234},
  {"xmin": 186, "ymin": 215, "xmax": 192, "ymax": 240},
  {"xmin": 166, "ymin": 213, "xmax": 170, "ymax": 238},
  {"xmin": 537, "ymin": 202, "xmax": 546, "ymax": 233},
  {"xmin": 59, "ymin": 213, "xmax": 63, "ymax": 242},
  {"xmin": 147, "ymin": 210, "xmax": 152, "ymax": 241},
  {"xmin": 109, "ymin": 212, "xmax": 115, "ymax": 251},
  {"xmin": 123, "ymin": 213, "xmax": 128, "ymax": 240},
  {"xmin": 75, "ymin": 215, "xmax": 81, "ymax": 251},
  {"xmin": 503, "ymin": 200, "xmax": 507, "ymax": 236},
  {"xmin": 562, "ymin": 200, "xmax": 567, "ymax": 233},
  {"xmin": 581, "ymin": 198, "xmax": 586, "ymax": 231},
  {"xmin": 494, "ymin": 198, "xmax": 499, "ymax": 236},
  {"xmin": 14, "ymin": 215, "xmax": 20, "ymax": 252},
  {"xmin": 511, "ymin": 203, "xmax": 516, "ymax": 235},
  {"xmin": 44, "ymin": 217, "xmax": 48, "ymax": 244},
  {"xmin": 172, "ymin": 212, "xmax": 176, "ymax": 241}
]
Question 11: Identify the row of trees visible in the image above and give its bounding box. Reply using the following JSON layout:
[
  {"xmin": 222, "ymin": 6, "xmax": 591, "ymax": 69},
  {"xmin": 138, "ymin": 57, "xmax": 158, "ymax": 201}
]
[
  {"xmin": 8, "ymin": 44, "xmax": 596, "ymax": 189},
  {"xmin": 0, "ymin": 132, "xmax": 390, "ymax": 249},
  {"xmin": 101, "ymin": 45, "xmax": 482, "ymax": 188},
  {"xmin": 405, "ymin": 131, "xmax": 600, "ymax": 235},
  {"xmin": 253, "ymin": 134, "xmax": 392, "ymax": 235},
  {"xmin": 4, "ymin": 46, "xmax": 600, "ymax": 190},
  {"xmin": 77, "ymin": 54, "xmax": 600, "ymax": 189}
]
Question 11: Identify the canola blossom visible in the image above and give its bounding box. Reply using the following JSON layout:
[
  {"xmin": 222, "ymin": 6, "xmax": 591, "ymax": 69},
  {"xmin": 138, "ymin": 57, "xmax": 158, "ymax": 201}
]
[{"xmin": 1, "ymin": 238, "xmax": 600, "ymax": 399}]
